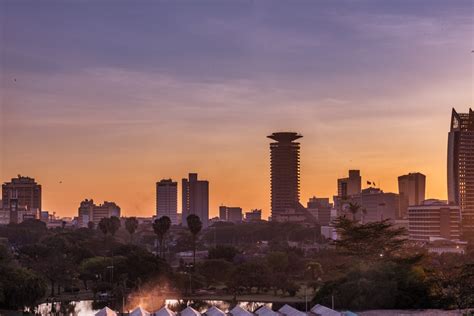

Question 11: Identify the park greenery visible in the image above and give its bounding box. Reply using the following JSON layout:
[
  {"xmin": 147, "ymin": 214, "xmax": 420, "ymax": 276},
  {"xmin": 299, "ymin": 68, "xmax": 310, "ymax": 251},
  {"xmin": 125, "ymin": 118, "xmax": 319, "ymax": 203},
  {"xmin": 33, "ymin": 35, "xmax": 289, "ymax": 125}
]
[{"xmin": 0, "ymin": 214, "xmax": 473, "ymax": 312}]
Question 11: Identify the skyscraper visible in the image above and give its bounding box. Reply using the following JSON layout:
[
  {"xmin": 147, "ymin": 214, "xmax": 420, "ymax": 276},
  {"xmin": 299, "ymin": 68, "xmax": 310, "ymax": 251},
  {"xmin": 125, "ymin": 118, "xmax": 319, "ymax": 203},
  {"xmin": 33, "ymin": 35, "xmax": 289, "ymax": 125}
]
[
  {"xmin": 398, "ymin": 172, "xmax": 426, "ymax": 218},
  {"xmin": 182, "ymin": 173, "xmax": 209, "ymax": 228},
  {"xmin": 448, "ymin": 108, "xmax": 474, "ymax": 234},
  {"xmin": 156, "ymin": 179, "xmax": 178, "ymax": 225},
  {"xmin": 337, "ymin": 170, "xmax": 362, "ymax": 198},
  {"xmin": 2, "ymin": 175, "xmax": 42, "ymax": 223},
  {"xmin": 268, "ymin": 132, "xmax": 308, "ymax": 222}
]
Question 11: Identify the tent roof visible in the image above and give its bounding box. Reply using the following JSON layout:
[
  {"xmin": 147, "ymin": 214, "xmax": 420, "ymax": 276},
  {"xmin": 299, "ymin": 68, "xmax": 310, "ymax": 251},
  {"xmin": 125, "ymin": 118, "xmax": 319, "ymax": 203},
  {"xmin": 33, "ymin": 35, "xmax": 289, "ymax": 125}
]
[
  {"xmin": 205, "ymin": 306, "xmax": 226, "ymax": 316},
  {"xmin": 310, "ymin": 305, "xmax": 341, "ymax": 316},
  {"xmin": 131, "ymin": 306, "xmax": 151, "ymax": 316},
  {"xmin": 278, "ymin": 305, "xmax": 306, "ymax": 316},
  {"xmin": 181, "ymin": 306, "xmax": 201, "ymax": 316},
  {"xmin": 255, "ymin": 306, "xmax": 279, "ymax": 316},
  {"xmin": 95, "ymin": 307, "xmax": 118, "ymax": 316},
  {"xmin": 154, "ymin": 306, "xmax": 177, "ymax": 316},
  {"xmin": 229, "ymin": 306, "xmax": 253, "ymax": 316}
]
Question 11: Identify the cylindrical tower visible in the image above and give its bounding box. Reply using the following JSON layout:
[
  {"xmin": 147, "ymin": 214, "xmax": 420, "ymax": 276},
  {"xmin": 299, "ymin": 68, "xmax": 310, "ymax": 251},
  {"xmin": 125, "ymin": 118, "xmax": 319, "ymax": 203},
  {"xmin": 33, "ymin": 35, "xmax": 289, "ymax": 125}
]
[{"xmin": 268, "ymin": 132, "xmax": 302, "ymax": 221}]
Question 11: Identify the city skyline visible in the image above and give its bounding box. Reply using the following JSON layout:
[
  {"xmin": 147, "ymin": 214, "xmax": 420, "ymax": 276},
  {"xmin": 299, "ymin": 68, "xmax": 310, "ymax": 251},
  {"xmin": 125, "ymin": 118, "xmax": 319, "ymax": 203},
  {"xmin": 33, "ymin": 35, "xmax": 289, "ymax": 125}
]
[{"xmin": 1, "ymin": 1, "xmax": 473, "ymax": 219}]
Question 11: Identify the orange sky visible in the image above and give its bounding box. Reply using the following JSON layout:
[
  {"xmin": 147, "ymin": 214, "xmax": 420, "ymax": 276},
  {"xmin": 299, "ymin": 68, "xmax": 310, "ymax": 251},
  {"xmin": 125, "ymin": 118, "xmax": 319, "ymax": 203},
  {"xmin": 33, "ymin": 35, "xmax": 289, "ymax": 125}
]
[{"xmin": 1, "ymin": 1, "xmax": 473, "ymax": 219}]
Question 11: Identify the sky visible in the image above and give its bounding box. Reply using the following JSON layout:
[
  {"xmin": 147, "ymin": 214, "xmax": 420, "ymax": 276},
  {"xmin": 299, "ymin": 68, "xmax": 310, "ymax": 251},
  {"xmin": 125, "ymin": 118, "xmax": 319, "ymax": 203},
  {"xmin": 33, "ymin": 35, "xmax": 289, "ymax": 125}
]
[{"xmin": 1, "ymin": 1, "xmax": 473, "ymax": 219}]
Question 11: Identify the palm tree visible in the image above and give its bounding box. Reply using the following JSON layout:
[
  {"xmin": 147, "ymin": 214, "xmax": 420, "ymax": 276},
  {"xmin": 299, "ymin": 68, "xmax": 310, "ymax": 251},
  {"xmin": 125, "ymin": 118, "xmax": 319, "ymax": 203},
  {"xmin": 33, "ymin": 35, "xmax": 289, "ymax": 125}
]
[
  {"xmin": 152, "ymin": 216, "xmax": 171, "ymax": 258},
  {"xmin": 98, "ymin": 218, "xmax": 109, "ymax": 238},
  {"xmin": 347, "ymin": 202, "xmax": 361, "ymax": 221},
  {"xmin": 107, "ymin": 216, "xmax": 121, "ymax": 237},
  {"xmin": 125, "ymin": 217, "xmax": 139, "ymax": 243},
  {"xmin": 186, "ymin": 214, "xmax": 202, "ymax": 268}
]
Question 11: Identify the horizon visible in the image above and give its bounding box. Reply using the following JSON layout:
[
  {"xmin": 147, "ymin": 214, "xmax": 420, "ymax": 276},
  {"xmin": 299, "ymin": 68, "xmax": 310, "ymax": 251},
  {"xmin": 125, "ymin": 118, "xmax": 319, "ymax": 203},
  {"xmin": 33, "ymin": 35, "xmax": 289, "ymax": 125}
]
[{"xmin": 1, "ymin": 1, "xmax": 473, "ymax": 219}]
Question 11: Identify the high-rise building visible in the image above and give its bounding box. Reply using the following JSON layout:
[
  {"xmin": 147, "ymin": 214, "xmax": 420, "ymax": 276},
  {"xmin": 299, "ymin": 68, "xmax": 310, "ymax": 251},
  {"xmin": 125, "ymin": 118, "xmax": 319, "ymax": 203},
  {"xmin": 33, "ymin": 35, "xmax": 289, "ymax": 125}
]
[
  {"xmin": 337, "ymin": 170, "xmax": 362, "ymax": 198},
  {"xmin": 348, "ymin": 187, "xmax": 400, "ymax": 223},
  {"xmin": 398, "ymin": 172, "xmax": 426, "ymax": 218},
  {"xmin": 219, "ymin": 206, "xmax": 243, "ymax": 223},
  {"xmin": 307, "ymin": 196, "xmax": 332, "ymax": 226},
  {"xmin": 268, "ymin": 132, "xmax": 308, "ymax": 222},
  {"xmin": 2, "ymin": 175, "xmax": 42, "ymax": 224},
  {"xmin": 448, "ymin": 108, "xmax": 474, "ymax": 234},
  {"xmin": 156, "ymin": 179, "xmax": 178, "ymax": 225},
  {"xmin": 182, "ymin": 173, "xmax": 209, "ymax": 228},
  {"xmin": 408, "ymin": 199, "xmax": 461, "ymax": 242},
  {"xmin": 245, "ymin": 209, "xmax": 262, "ymax": 222},
  {"xmin": 77, "ymin": 199, "xmax": 121, "ymax": 226}
]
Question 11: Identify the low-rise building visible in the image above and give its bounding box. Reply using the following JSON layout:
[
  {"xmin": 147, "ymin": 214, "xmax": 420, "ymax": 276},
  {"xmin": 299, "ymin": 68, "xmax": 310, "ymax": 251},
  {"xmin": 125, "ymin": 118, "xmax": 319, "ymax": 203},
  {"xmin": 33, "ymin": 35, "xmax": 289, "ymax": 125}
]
[{"xmin": 408, "ymin": 199, "xmax": 461, "ymax": 242}]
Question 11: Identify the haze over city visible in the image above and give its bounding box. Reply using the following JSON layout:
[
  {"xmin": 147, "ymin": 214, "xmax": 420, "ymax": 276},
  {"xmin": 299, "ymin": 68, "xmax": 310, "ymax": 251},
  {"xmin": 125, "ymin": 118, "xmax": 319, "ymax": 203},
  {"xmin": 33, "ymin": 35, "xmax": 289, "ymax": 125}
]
[{"xmin": 1, "ymin": 1, "xmax": 473, "ymax": 218}]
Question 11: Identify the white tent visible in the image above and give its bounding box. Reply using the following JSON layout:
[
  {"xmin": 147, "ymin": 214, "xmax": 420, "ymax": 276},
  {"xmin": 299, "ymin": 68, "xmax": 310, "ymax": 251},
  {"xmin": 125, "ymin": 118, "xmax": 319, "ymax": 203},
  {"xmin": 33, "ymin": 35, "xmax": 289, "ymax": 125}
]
[
  {"xmin": 154, "ymin": 306, "xmax": 177, "ymax": 316},
  {"xmin": 229, "ymin": 306, "xmax": 253, "ymax": 316},
  {"xmin": 180, "ymin": 306, "xmax": 201, "ymax": 316},
  {"xmin": 95, "ymin": 307, "xmax": 118, "ymax": 316},
  {"xmin": 130, "ymin": 306, "xmax": 151, "ymax": 316},
  {"xmin": 254, "ymin": 306, "xmax": 279, "ymax": 316},
  {"xmin": 310, "ymin": 305, "xmax": 341, "ymax": 316},
  {"xmin": 205, "ymin": 306, "xmax": 226, "ymax": 316},
  {"xmin": 278, "ymin": 305, "xmax": 306, "ymax": 316}
]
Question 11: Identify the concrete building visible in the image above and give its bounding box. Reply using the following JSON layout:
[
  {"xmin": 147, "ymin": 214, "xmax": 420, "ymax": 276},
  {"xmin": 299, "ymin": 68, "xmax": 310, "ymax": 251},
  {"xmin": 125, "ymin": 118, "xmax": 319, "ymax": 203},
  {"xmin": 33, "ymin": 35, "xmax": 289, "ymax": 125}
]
[
  {"xmin": 447, "ymin": 108, "xmax": 474, "ymax": 234},
  {"xmin": 268, "ymin": 132, "xmax": 309, "ymax": 222},
  {"xmin": 245, "ymin": 209, "xmax": 262, "ymax": 222},
  {"xmin": 349, "ymin": 187, "xmax": 400, "ymax": 223},
  {"xmin": 408, "ymin": 199, "xmax": 461, "ymax": 242},
  {"xmin": 156, "ymin": 179, "xmax": 178, "ymax": 225},
  {"xmin": 182, "ymin": 173, "xmax": 209, "ymax": 228},
  {"xmin": 337, "ymin": 170, "xmax": 362, "ymax": 198},
  {"xmin": 2, "ymin": 175, "xmax": 41, "ymax": 224},
  {"xmin": 307, "ymin": 196, "xmax": 332, "ymax": 226},
  {"xmin": 78, "ymin": 199, "xmax": 121, "ymax": 226},
  {"xmin": 219, "ymin": 206, "xmax": 243, "ymax": 223},
  {"xmin": 398, "ymin": 172, "xmax": 426, "ymax": 219}
]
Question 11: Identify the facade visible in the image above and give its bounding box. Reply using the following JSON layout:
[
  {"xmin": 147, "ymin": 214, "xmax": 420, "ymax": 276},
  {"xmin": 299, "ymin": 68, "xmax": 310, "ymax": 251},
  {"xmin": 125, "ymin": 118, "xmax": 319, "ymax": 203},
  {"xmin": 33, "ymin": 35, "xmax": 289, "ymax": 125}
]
[
  {"xmin": 307, "ymin": 196, "xmax": 332, "ymax": 226},
  {"xmin": 2, "ymin": 175, "xmax": 42, "ymax": 224},
  {"xmin": 447, "ymin": 108, "xmax": 474, "ymax": 234},
  {"xmin": 219, "ymin": 206, "xmax": 243, "ymax": 223},
  {"xmin": 245, "ymin": 209, "xmax": 262, "ymax": 222},
  {"xmin": 348, "ymin": 187, "xmax": 400, "ymax": 223},
  {"xmin": 77, "ymin": 199, "xmax": 121, "ymax": 226},
  {"xmin": 337, "ymin": 170, "xmax": 362, "ymax": 198},
  {"xmin": 268, "ymin": 132, "xmax": 308, "ymax": 222},
  {"xmin": 398, "ymin": 172, "xmax": 426, "ymax": 219},
  {"xmin": 182, "ymin": 173, "xmax": 209, "ymax": 228},
  {"xmin": 156, "ymin": 179, "xmax": 178, "ymax": 225},
  {"xmin": 408, "ymin": 199, "xmax": 461, "ymax": 242}
]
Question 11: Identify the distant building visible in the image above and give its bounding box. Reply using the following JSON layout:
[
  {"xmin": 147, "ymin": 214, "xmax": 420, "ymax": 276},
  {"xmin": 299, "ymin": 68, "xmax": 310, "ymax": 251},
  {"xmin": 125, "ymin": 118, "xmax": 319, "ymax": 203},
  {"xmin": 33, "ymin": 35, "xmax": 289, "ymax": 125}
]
[
  {"xmin": 337, "ymin": 170, "xmax": 362, "ymax": 198},
  {"xmin": 156, "ymin": 179, "xmax": 178, "ymax": 225},
  {"xmin": 398, "ymin": 172, "xmax": 426, "ymax": 218},
  {"xmin": 307, "ymin": 197, "xmax": 332, "ymax": 226},
  {"xmin": 182, "ymin": 173, "xmax": 209, "ymax": 228},
  {"xmin": 77, "ymin": 199, "xmax": 121, "ymax": 226},
  {"xmin": 348, "ymin": 187, "xmax": 400, "ymax": 223},
  {"xmin": 408, "ymin": 199, "xmax": 461, "ymax": 242},
  {"xmin": 219, "ymin": 206, "xmax": 243, "ymax": 223},
  {"xmin": 268, "ymin": 132, "xmax": 309, "ymax": 222},
  {"xmin": 245, "ymin": 209, "xmax": 262, "ymax": 222},
  {"xmin": 448, "ymin": 108, "xmax": 474, "ymax": 234},
  {"xmin": 2, "ymin": 175, "xmax": 41, "ymax": 224}
]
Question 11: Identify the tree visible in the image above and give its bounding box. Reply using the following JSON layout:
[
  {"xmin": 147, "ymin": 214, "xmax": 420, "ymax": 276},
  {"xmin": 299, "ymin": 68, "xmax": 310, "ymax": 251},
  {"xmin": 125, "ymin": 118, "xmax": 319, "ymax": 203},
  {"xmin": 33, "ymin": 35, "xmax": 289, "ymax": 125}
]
[
  {"xmin": 125, "ymin": 217, "xmax": 139, "ymax": 243},
  {"xmin": 153, "ymin": 216, "xmax": 171, "ymax": 258},
  {"xmin": 196, "ymin": 259, "xmax": 233, "ymax": 287},
  {"xmin": 107, "ymin": 216, "xmax": 121, "ymax": 237},
  {"xmin": 186, "ymin": 214, "xmax": 203, "ymax": 267},
  {"xmin": 98, "ymin": 218, "xmax": 109, "ymax": 237},
  {"xmin": 332, "ymin": 217, "xmax": 407, "ymax": 260},
  {"xmin": 87, "ymin": 221, "xmax": 95, "ymax": 230},
  {"xmin": 208, "ymin": 245, "xmax": 239, "ymax": 262}
]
